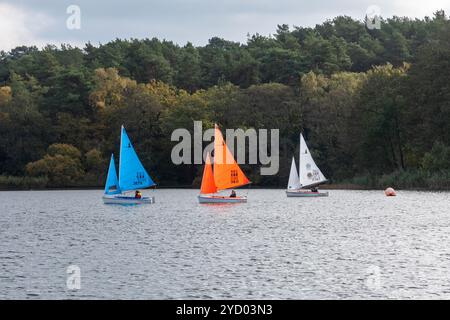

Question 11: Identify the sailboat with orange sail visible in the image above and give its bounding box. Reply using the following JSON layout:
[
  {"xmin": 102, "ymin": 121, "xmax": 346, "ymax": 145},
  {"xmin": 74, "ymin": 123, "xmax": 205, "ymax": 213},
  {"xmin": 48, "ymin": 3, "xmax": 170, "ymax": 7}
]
[{"xmin": 198, "ymin": 124, "xmax": 251, "ymax": 203}]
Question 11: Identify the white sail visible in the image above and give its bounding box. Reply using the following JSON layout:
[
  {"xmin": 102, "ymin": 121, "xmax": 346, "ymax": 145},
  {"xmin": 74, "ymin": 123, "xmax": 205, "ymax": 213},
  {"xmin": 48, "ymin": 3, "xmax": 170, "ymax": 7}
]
[
  {"xmin": 287, "ymin": 157, "xmax": 301, "ymax": 190},
  {"xmin": 299, "ymin": 133, "xmax": 327, "ymax": 188}
]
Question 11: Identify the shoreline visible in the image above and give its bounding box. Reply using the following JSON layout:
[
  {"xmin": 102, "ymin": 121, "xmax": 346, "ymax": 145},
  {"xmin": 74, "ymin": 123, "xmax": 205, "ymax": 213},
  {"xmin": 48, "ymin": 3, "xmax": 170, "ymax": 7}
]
[{"xmin": 0, "ymin": 184, "xmax": 448, "ymax": 192}]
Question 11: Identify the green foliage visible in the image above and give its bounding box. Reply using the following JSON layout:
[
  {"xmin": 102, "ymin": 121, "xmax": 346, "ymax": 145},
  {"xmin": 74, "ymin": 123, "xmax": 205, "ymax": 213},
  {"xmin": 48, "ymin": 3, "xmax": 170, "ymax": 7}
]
[
  {"xmin": 84, "ymin": 148, "xmax": 107, "ymax": 186},
  {"xmin": 0, "ymin": 73, "xmax": 49, "ymax": 174},
  {"xmin": 405, "ymin": 19, "xmax": 450, "ymax": 151},
  {"xmin": 85, "ymin": 148, "xmax": 104, "ymax": 171},
  {"xmin": 348, "ymin": 170, "xmax": 450, "ymax": 190},
  {"xmin": 47, "ymin": 143, "xmax": 82, "ymax": 159},
  {"xmin": 26, "ymin": 144, "xmax": 84, "ymax": 187},
  {"xmin": 0, "ymin": 86, "xmax": 12, "ymax": 105},
  {"xmin": 422, "ymin": 142, "xmax": 450, "ymax": 171},
  {"xmin": 0, "ymin": 12, "xmax": 449, "ymax": 189},
  {"xmin": 0, "ymin": 175, "xmax": 48, "ymax": 190},
  {"xmin": 354, "ymin": 63, "xmax": 409, "ymax": 173}
]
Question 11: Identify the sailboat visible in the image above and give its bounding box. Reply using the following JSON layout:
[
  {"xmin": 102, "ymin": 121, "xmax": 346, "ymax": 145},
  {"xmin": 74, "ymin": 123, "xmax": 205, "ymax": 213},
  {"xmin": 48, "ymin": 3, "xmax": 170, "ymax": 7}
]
[
  {"xmin": 286, "ymin": 133, "xmax": 329, "ymax": 197},
  {"xmin": 103, "ymin": 125, "xmax": 156, "ymax": 204},
  {"xmin": 198, "ymin": 124, "xmax": 251, "ymax": 203}
]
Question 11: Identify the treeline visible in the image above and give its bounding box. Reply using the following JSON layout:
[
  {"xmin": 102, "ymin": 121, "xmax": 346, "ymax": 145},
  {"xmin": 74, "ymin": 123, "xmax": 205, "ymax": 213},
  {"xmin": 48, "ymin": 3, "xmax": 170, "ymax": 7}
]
[{"xmin": 0, "ymin": 12, "xmax": 449, "ymax": 189}]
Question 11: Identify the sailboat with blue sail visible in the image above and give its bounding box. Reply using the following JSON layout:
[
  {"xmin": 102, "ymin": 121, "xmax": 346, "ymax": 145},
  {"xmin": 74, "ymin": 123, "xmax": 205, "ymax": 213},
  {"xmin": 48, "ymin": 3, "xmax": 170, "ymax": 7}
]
[{"xmin": 103, "ymin": 125, "xmax": 156, "ymax": 204}]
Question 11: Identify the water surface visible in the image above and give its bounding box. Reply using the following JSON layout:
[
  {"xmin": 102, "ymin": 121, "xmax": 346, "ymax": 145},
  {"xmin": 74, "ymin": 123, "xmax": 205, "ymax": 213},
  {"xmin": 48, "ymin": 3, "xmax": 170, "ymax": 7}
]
[{"xmin": 1, "ymin": 189, "xmax": 449, "ymax": 299}]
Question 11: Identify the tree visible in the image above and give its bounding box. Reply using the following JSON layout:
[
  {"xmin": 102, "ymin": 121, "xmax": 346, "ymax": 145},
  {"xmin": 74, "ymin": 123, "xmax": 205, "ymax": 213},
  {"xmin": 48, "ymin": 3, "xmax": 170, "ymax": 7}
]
[
  {"xmin": 175, "ymin": 42, "xmax": 202, "ymax": 92},
  {"xmin": 259, "ymin": 47, "xmax": 304, "ymax": 84},
  {"xmin": 0, "ymin": 73, "xmax": 49, "ymax": 174},
  {"xmin": 84, "ymin": 148, "xmax": 107, "ymax": 185},
  {"xmin": 26, "ymin": 144, "xmax": 84, "ymax": 187},
  {"xmin": 300, "ymin": 71, "xmax": 366, "ymax": 178},
  {"xmin": 0, "ymin": 12, "xmax": 449, "ymax": 188},
  {"xmin": 422, "ymin": 142, "xmax": 450, "ymax": 171},
  {"xmin": 0, "ymin": 86, "xmax": 11, "ymax": 105},
  {"xmin": 405, "ymin": 20, "xmax": 450, "ymax": 152},
  {"xmin": 355, "ymin": 64, "xmax": 409, "ymax": 173}
]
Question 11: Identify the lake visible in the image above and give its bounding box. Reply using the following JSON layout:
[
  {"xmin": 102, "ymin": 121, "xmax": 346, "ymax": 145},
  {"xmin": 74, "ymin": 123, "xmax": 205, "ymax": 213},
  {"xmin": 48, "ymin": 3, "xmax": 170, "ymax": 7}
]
[{"xmin": 1, "ymin": 189, "xmax": 450, "ymax": 299}]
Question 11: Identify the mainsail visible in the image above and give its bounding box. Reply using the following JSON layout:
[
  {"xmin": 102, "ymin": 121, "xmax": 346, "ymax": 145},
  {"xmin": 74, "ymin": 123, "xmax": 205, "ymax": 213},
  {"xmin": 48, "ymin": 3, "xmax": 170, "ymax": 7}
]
[
  {"xmin": 287, "ymin": 157, "xmax": 301, "ymax": 190},
  {"xmin": 104, "ymin": 154, "xmax": 121, "ymax": 195},
  {"xmin": 118, "ymin": 126, "xmax": 156, "ymax": 192},
  {"xmin": 200, "ymin": 152, "xmax": 217, "ymax": 194},
  {"xmin": 299, "ymin": 133, "xmax": 327, "ymax": 188},
  {"xmin": 213, "ymin": 124, "xmax": 250, "ymax": 191}
]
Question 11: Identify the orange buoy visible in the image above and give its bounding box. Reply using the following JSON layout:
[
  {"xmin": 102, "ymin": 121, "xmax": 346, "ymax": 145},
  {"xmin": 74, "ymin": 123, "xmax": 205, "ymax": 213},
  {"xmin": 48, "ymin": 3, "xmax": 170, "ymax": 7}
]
[{"xmin": 384, "ymin": 187, "xmax": 396, "ymax": 196}]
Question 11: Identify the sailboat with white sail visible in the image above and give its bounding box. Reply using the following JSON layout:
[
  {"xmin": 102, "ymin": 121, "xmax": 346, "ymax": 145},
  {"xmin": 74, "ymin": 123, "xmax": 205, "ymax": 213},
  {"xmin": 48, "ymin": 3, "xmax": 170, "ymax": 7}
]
[
  {"xmin": 286, "ymin": 133, "xmax": 329, "ymax": 197},
  {"xmin": 103, "ymin": 125, "xmax": 156, "ymax": 204},
  {"xmin": 198, "ymin": 124, "xmax": 251, "ymax": 203}
]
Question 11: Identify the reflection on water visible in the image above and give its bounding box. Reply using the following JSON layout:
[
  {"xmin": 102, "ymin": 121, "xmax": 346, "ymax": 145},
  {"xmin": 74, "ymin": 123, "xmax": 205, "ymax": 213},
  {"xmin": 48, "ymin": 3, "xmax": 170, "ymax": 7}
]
[{"xmin": 0, "ymin": 189, "xmax": 450, "ymax": 299}]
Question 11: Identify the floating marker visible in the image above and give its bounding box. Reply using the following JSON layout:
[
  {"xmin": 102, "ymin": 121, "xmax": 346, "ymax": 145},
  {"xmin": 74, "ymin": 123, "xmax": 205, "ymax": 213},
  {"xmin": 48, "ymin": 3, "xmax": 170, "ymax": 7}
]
[{"xmin": 384, "ymin": 187, "xmax": 396, "ymax": 197}]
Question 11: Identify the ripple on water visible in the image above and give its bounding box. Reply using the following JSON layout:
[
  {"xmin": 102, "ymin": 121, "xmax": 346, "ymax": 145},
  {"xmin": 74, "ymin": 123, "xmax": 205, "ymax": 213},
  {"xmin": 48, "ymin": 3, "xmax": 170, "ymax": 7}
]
[{"xmin": 0, "ymin": 189, "xmax": 450, "ymax": 299}]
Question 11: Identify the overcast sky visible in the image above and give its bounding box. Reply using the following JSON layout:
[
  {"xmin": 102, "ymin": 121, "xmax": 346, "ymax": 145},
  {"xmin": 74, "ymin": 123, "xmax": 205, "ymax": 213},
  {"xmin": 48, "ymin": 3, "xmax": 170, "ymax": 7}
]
[{"xmin": 0, "ymin": 0, "xmax": 448, "ymax": 51}]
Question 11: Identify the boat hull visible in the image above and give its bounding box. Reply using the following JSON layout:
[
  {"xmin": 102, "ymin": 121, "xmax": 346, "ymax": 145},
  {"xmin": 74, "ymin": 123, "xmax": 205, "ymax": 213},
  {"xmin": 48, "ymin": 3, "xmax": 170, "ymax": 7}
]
[
  {"xmin": 286, "ymin": 190, "xmax": 329, "ymax": 197},
  {"xmin": 198, "ymin": 195, "xmax": 247, "ymax": 203},
  {"xmin": 103, "ymin": 195, "xmax": 155, "ymax": 204}
]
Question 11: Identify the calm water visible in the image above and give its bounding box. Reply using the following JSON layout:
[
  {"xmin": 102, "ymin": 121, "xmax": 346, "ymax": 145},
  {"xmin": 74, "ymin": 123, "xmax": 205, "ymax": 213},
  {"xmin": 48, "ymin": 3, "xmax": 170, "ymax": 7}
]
[{"xmin": 1, "ymin": 189, "xmax": 450, "ymax": 299}]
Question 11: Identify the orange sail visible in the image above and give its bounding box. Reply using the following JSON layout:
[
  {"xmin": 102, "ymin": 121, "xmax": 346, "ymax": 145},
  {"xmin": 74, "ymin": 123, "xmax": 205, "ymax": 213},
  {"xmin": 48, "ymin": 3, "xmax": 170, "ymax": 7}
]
[
  {"xmin": 213, "ymin": 124, "xmax": 250, "ymax": 191},
  {"xmin": 200, "ymin": 152, "xmax": 217, "ymax": 194}
]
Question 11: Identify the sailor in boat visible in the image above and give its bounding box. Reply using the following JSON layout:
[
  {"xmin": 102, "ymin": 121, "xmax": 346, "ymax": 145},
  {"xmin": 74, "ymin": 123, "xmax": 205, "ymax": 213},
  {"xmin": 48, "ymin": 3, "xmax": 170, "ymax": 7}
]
[
  {"xmin": 135, "ymin": 190, "xmax": 142, "ymax": 199},
  {"xmin": 230, "ymin": 190, "xmax": 237, "ymax": 198},
  {"xmin": 311, "ymin": 186, "xmax": 318, "ymax": 193}
]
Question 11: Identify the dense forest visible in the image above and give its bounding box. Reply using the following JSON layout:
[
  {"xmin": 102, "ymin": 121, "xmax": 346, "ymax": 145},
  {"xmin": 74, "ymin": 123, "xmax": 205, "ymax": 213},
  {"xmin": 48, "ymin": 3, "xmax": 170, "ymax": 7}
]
[{"xmin": 0, "ymin": 12, "xmax": 449, "ymax": 189}]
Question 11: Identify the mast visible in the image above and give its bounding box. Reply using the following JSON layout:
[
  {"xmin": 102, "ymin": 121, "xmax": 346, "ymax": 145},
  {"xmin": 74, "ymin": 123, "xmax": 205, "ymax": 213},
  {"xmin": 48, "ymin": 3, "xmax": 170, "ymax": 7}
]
[{"xmin": 118, "ymin": 125, "xmax": 124, "ymax": 186}]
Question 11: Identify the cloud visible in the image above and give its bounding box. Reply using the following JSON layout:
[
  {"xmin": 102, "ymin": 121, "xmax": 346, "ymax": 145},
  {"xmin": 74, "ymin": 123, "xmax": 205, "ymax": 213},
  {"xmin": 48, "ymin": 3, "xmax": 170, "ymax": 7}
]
[
  {"xmin": 0, "ymin": 3, "xmax": 55, "ymax": 51},
  {"xmin": 1, "ymin": 0, "xmax": 449, "ymax": 49},
  {"xmin": 387, "ymin": 0, "xmax": 448, "ymax": 18}
]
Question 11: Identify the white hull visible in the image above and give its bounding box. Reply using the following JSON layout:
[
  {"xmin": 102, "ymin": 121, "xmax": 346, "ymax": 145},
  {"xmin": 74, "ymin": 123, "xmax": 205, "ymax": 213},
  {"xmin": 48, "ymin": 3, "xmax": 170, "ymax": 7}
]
[
  {"xmin": 198, "ymin": 195, "xmax": 247, "ymax": 203},
  {"xmin": 286, "ymin": 190, "xmax": 329, "ymax": 197},
  {"xmin": 103, "ymin": 195, "xmax": 155, "ymax": 204}
]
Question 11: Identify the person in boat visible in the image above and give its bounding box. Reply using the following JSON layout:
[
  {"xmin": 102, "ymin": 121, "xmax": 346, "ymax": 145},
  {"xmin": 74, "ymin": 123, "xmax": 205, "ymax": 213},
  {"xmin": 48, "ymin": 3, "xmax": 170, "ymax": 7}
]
[
  {"xmin": 311, "ymin": 186, "xmax": 318, "ymax": 193},
  {"xmin": 135, "ymin": 190, "xmax": 142, "ymax": 199},
  {"xmin": 230, "ymin": 190, "xmax": 237, "ymax": 198}
]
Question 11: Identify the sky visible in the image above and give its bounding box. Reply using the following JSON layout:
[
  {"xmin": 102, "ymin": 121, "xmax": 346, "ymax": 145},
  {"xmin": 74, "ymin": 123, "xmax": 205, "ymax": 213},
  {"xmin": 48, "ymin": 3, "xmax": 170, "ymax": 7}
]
[{"xmin": 0, "ymin": 0, "xmax": 449, "ymax": 51}]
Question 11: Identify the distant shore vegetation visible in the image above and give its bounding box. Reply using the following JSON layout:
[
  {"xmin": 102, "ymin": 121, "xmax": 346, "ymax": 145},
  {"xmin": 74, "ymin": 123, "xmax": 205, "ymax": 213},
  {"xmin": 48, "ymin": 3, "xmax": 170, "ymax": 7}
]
[{"xmin": 1, "ymin": 12, "xmax": 449, "ymax": 189}]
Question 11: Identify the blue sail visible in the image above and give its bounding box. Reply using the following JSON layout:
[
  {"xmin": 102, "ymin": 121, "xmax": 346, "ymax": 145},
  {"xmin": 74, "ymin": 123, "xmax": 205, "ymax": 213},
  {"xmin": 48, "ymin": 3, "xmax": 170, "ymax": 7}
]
[
  {"xmin": 104, "ymin": 154, "xmax": 121, "ymax": 195},
  {"xmin": 119, "ymin": 126, "xmax": 156, "ymax": 192}
]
